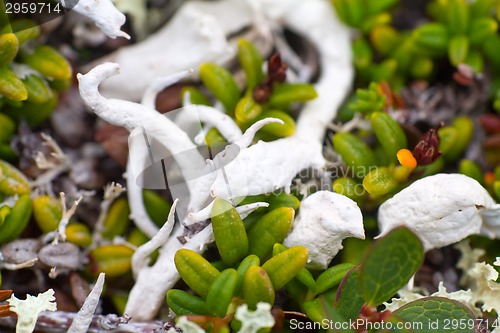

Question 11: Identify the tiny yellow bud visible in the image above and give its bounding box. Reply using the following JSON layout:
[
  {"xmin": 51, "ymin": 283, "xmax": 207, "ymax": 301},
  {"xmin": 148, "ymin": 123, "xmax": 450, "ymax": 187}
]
[{"xmin": 397, "ymin": 149, "xmax": 417, "ymax": 169}]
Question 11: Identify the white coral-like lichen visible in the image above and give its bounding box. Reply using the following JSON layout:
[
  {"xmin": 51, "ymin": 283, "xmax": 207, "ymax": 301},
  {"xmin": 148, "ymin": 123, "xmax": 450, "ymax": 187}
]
[
  {"xmin": 167, "ymin": 317, "xmax": 205, "ymax": 333},
  {"xmin": 378, "ymin": 173, "xmax": 498, "ymax": 251},
  {"xmin": 234, "ymin": 302, "xmax": 275, "ymax": 333},
  {"xmin": 383, "ymin": 282, "xmax": 481, "ymax": 316},
  {"xmin": 7, "ymin": 289, "xmax": 57, "ymax": 333}
]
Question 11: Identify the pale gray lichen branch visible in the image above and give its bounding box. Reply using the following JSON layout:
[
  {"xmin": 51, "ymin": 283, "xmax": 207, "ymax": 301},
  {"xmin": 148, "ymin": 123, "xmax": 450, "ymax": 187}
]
[
  {"xmin": 92, "ymin": 182, "xmax": 126, "ymax": 245},
  {"xmin": 67, "ymin": 273, "xmax": 106, "ymax": 333},
  {"xmin": 51, "ymin": 193, "xmax": 83, "ymax": 245},
  {"xmin": 132, "ymin": 200, "xmax": 178, "ymax": 277}
]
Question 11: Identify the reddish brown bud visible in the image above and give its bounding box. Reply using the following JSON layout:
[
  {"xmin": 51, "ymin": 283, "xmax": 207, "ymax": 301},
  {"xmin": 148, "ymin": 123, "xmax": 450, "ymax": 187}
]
[
  {"xmin": 252, "ymin": 82, "xmax": 272, "ymax": 104},
  {"xmin": 268, "ymin": 52, "xmax": 287, "ymax": 83},
  {"xmin": 412, "ymin": 128, "xmax": 442, "ymax": 165},
  {"xmin": 479, "ymin": 114, "xmax": 500, "ymax": 134}
]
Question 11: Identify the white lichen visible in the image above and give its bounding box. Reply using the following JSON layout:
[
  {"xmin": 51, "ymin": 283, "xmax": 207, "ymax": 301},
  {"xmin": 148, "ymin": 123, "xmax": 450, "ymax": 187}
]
[
  {"xmin": 77, "ymin": 0, "xmax": 353, "ymax": 321},
  {"xmin": 167, "ymin": 316, "xmax": 205, "ymax": 333},
  {"xmin": 60, "ymin": 0, "xmax": 130, "ymax": 39},
  {"xmin": 378, "ymin": 173, "xmax": 499, "ymax": 251},
  {"xmin": 67, "ymin": 273, "xmax": 106, "ymax": 333},
  {"xmin": 284, "ymin": 191, "xmax": 365, "ymax": 269},
  {"xmin": 454, "ymin": 240, "xmax": 486, "ymax": 285},
  {"xmin": 7, "ymin": 289, "xmax": 57, "ymax": 333},
  {"xmin": 131, "ymin": 200, "xmax": 178, "ymax": 277},
  {"xmin": 234, "ymin": 302, "xmax": 275, "ymax": 333}
]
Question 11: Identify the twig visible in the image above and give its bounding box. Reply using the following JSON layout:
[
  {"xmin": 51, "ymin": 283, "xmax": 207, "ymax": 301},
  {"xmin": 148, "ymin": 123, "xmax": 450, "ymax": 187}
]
[
  {"xmin": 30, "ymin": 133, "xmax": 71, "ymax": 196},
  {"xmin": 51, "ymin": 193, "xmax": 83, "ymax": 245},
  {"xmin": 92, "ymin": 182, "xmax": 126, "ymax": 246},
  {"xmin": 0, "ymin": 312, "xmax": 164, "ymax": 333}
]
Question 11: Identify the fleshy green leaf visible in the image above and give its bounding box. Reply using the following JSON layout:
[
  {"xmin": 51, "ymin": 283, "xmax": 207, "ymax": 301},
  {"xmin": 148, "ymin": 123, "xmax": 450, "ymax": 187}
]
[
  {"xmin": 359, "ymin": 227, "xmax": 423, "ymax": 306},
  {"xmin": 267, "ymin": 83, "xmax": 317, "ymax": 107}
]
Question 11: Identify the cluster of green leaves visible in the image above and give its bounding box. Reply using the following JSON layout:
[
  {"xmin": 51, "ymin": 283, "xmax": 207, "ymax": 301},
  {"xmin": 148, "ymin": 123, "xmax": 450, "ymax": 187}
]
[
  {"xmin": 171, "ymin": 217, "xmax": 478, "ymax": 333},
  {"xmin": 313, "ymin": 228, "xmax": 476, "ymax": 333},
  {"xmin": 0, "ymin": 160, "xmax": 32, "ymax": 243},
  {"xmin": 182, "ymin": 39, "xmax": 317, "ymax": 145},
  {"xmin": 333, "ymin": 0, "xmax": 500, "ymax": 88},
  {"xmin": 332, "ymin": 81, "xmax": 477, "ymax": 207},
  {"xmin": 0, "ymin": 19, "xmax": 72, "ymax": 161},
  {"xmin": 166, "ymin": 197, "xmax": 305, "ymax": 326}
]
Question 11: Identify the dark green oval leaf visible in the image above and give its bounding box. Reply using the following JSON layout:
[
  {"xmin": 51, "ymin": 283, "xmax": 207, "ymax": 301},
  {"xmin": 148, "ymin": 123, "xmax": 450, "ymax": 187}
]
[
  {"xmin": 334, "ymin": 267, "xmax": 364, "ymax": 321},
  {"xmin": 394, "ymin": 296, "xmax": 476, "ymax": 333},
  {"xmin": 359, "ymin": 227, "xmax": 424, "ymax": 306}
]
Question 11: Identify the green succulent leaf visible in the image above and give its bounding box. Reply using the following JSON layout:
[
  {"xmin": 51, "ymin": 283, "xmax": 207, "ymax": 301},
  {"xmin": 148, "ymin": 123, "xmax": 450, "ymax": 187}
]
[
  {"xmin": 211, "ymin": 198, "xmax": 249, "ymax": 266},
  {"xmin": 393, "ymin": 297, "xmax": 476, "ymax": 333},
  {"xmin": 366, "ymin": 0, "xmax": 398, "ymax": 15},
  {"xmin": 181, "ymin": 86, "xmax": 211, "ymax": 106},
  {"xmin": 206, "ymin": 268, "xmax": 239, "ymax": 317},
  {"xmin": 362, "ymin": 167, "xmax": 399, "ymax": 196},
  {"xmin": 174, "ymin": 249, "xmax": 220, "ymax": 299},
  {"xmin": 247, "ymin": 207, "xmax": 294, "ymax": 261},
  {"xmin": 333, "ymin": 132, "xmax": 376, "ymax": 179},
  {"xmin": 412, "ymin": 23, "xmax": 449, "ymax": 54},
  {"xmin": 0, "ymin": 194, "xmax": 32, "ymax": 243},
  {"xmin": 23, "ymin": 74, "xmax": 53, "ymax": 104},
  {"xmin": 236, "ymin": 254, "xmax": 260, "ymax": 293},
  {"xmin": 332, "ymin": 0, "xmax": 364, "ymax": 27},
  {"xmin": 0, "ymin": 113, "xmax": 15, "ymax": 143},
  {"xmin": 267, "ymin": 83, "xmax": 318, "ymax": 107},
  {"xmin": 359, "ymin": 227, "xmax": 424, "ymax": 306},
  {"xmin": 167, "ymin": 289, "xmax": 210, "ymax": 316},
  {"xmin": 199, "ymin": 63, "xmax": 240, "ymax": 114},
  {"xmin": 256, "ymin": 110, "xmax": 296, "ymax": 137},
  {"xmin": 0, "ymin": 32, "xmax": 18, "ymax": 67},
  {"xmin": 272, "ymin": 243, "xmax": 316, "ymax": 292},
  {"xmin": 0, "ymin": 66, "xmax": 28, "ymax": 101},
  {"xmin": 238, "ymin": 39, "xmax": 264, "ymax": 90},
  {"xmin": 459, "ymin": 160, "xmax": 484, "ymax": 185},
  {"xmin": 143, "ymin": 190, "xmax": 171, "ymax": 226},
  {"xmin": 102, "ymin": 197, "xmax": 130, "ymax": 239},
  {"xmin": 315, "ymin": 263, "xmax": 355, "ymax": 295},
  {"xmin": 353, "ymin": 38, "xmax": 373, "ymax": 69},
  {"xmin": 242, "ymin": 266, "xmax": 275, "ymax": 309},
  {"xmin": 445, "ymin": 0, "xmax": 469, "ymax": 35},
  {"xmin": 22, "ymin": 45, "xmax": 72, "ymax": 80},
  {"xmin": 33, "ymin": 195, "xmax": 63, "ymax": 233},
  {"xmin": 370, "ymin": 111, "xmax": 407, "ymax": 162},
  {"xmin": 66, "ymin": 223, "xmax": 92, "ymax": 247},
  {"xmin": 448, "ymin": 35, "xmax": 469, "ymax": 66},
  {"xmin": 88, "ymin": 244, "xmax": 134, "ymax": 278},
  {"xmin": 0, "ymin": 19, "xmax": 41, "ymax": 44},
  {"xmin": 0, "ymin": 160, "xmax": 30, "ymax": 195},
  {"xmin": 370, "ymin": 25, "xmax": 400, "ymax": 56},
  {"xmin": 235, "ymin": 95, "xmax": 262, "ymax": 123},
  {"xmin": 262, "ymin": 246, "xmax": 308, "ymax": 290},
  {"xmin": 469, "ymin": 18, "xmax": 498, "ymax": 45}
]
